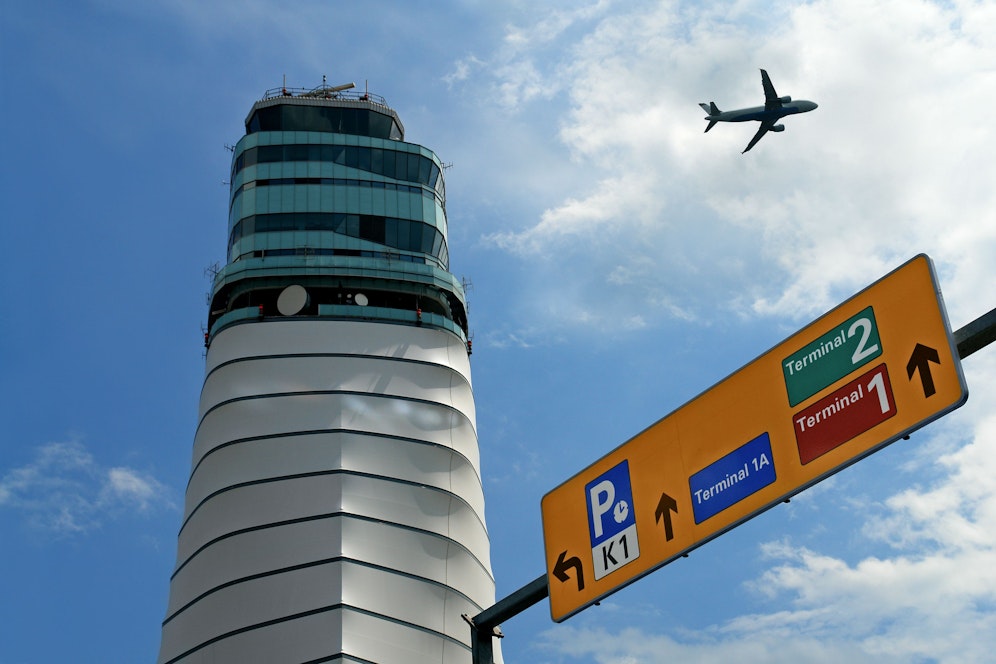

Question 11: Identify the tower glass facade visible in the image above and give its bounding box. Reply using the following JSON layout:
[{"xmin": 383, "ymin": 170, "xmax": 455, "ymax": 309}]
[{"xmin": 159, "ymin": 85, "xmax": 498, "ymax": 663}]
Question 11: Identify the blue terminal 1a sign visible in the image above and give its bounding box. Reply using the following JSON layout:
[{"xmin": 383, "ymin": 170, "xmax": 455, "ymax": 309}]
[{"xmin": 541, "ymin": 254, "xmax": 968, "ymax": 622}]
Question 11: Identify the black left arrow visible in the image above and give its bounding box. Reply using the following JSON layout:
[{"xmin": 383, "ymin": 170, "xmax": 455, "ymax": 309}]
[
  {"xmin": 655, "ymin": 492, "xmax": 678, "ymax": 541},
  {"xmin": 907, "ymin": 343, "xmax": 941, "ymax": 398},
  {"xmin": 553, "ymin": 551, "xmax": 585, "ymax": 591}
]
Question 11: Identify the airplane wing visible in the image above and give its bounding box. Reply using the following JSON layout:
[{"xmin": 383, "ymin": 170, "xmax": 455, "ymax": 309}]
[
  {"xmin": 760, "ymin": 69, "xmax": 782, "ymax": 111},
  {"xmin": 743, "ymin": 118, "xmax": 776, "ymax": 153}
]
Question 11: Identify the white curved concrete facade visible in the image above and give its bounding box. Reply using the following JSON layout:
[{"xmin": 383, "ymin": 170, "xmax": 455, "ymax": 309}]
[{"xmin": 158, "ymin": 319, "xmax": 500, "ymax": 663}]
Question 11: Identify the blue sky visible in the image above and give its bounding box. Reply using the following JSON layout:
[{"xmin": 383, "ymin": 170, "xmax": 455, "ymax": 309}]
[{"xmin": 2, "ymin": 1, "xmax": 995, "ymax": 662}]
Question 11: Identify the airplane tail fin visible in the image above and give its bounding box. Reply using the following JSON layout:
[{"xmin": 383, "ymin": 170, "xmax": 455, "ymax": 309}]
[{"xmin": 700, "ymin": 102, "xmax": 721, "ymax": 132}]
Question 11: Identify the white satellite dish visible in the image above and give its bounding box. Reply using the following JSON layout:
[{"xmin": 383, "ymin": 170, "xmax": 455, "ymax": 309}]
[
  {"xmin": 277, "ymin": 284, "xmax": 309, "ymax": 316},
  {"xmin": 354, "ymin": 292, "xmax": 369, "ymax": 306}
]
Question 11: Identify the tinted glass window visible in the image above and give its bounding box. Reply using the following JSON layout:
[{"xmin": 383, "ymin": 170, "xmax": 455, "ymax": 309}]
[
  {"xmin": 258, "ymin": 146, "xmax": 283, "ymax": 163},
  {"xmin": 408, "ymin": 222, "xmax": 422, "ymax": 252},
  {"xmin": 230, "ymin": 143, "xmax": 447, "ymax": 206},
  {"xmin": 246, "ymin": 104, "xmax": 401, "ymax": 139},
  {"xmin": 333, "ymin": 213, "xmax": 347, "ymax": 233},
  {"xmin": 369, "ymin": 112, "xmax": 392, "ymax": 138},
  {"xmin": 229, "ymin": 212, "xmax": 447, "ymax": 266},
  {"xmin": 407, "ymin": 154, "xmax": 420, "ymax": 182},
  {"xmin": 255, "ymin": 107, "xmax": 280, "ymax": 132},
  {"xmin": 382, "ymin": 150, "xmax": 396, "ymax": 179},
  {"xmin": 417, "ymin": 156, "xmax": 430, "ymax": 185},
  {"xmin": 282, "ymin": 106, "xmax": 308, "ymax": 131},
  {"xmin": 395, "ymin": 152, "xmax": 407, "ymax": 181},
  {"xmin": 345, "ymin": 214, "xmax": 359, "ymax": 237},
  {"xmin": 285, "ymin": 145, "xmax": 309, "ymax": 161},
  {"xmin": 359, "ymin": 215, "xmax": 385, "ymax": 243},
  {"xmin": 341, "ymin": 108, "xmax": 357, "ymax": 134}
]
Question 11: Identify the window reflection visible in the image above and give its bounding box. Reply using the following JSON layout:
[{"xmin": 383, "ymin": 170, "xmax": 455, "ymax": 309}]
[
  {"xmin": 246, "ymin": 105, "xmax": 403, "ymax": 140},
  {"xmin": 228, "ymin": 212, "xmax": 448, "ymax": 268},
  {"xmin": 229, "ymin": 177, "xmax": 443, "ymax": 212},
  {"xmin": 231, "ymin": 144, "xmax": 444, "ymax": 197}
]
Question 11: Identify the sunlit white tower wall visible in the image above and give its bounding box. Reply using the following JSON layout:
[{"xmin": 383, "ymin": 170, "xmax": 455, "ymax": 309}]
[{"xmin": 159, "ymin": 83, "xmax": 499, "ymax": 663}]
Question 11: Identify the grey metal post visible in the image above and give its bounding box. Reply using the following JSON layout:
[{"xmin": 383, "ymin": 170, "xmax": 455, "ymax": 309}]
[
  {"xmin": 956, "ymin": 306, "xmax": 996, "ymax": 359},
  {"xmin": 466, "ymin": 575, "xmax": 548, "ymax": 664}
]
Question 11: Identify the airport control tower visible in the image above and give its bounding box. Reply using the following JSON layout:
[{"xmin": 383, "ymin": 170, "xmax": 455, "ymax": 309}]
[{"xmin": 158, "ymin": 82, "xmax": 500, "ymax": 663}]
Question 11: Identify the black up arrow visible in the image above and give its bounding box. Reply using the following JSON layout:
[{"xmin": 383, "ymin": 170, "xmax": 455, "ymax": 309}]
[
  {"xmin": 906, "ymin": 343, "xmax": 941, "ymax": 398},
  {"xmin": 553, "ymin": 551, "xmax": 585, "ymax": 591},
  {"xmin": 655, "ymin": 493, "xmax": 679, "ymax": 541}
]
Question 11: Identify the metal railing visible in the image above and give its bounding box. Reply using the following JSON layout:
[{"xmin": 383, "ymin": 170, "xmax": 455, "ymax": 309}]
[{"xmin": 259, "ymin": 84, "xmax": 388, "ymax": 108}]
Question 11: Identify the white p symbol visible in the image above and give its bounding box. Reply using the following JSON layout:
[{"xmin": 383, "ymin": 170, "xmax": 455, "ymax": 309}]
[{"xmin": 589, "ymin": 479, "xmax": 615, "ymax": 539}]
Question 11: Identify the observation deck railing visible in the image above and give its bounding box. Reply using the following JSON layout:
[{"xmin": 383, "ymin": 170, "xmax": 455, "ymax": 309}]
[{"xmin": 259, "ymin": 85, "xmax": 389, "ymax": 108}]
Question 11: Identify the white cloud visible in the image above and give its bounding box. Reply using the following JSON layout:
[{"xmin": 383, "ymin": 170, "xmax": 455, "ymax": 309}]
[
  {"xmin": 453, "ymin": 0, "xmax": 996, "ymax": 335},
  {"xmin": 444, "ymin": 54, "xmax": 487, "ymax": 87},
  {"xmin": 541, "ymin": 622, "xmax": 890, "ymax": 664},
  {"xmin": 0, "ymin": 440, "xmax": 174, "ymax": 535},
  {"xmin": 444, "ymin": 0, "xmax": 615, "ymax": 112},
  {"xmin": 103, "ymin": 467, "xmax": 172, "ymax": 512}
]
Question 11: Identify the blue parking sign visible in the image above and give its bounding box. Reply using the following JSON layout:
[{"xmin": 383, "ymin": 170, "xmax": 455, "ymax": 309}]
[{"xmin": 585, "ymin": 460, "xmax": 640, "ymax": 579}]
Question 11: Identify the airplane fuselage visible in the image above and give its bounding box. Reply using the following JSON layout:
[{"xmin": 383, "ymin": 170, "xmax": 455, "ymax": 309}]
[{"xmin": 708, "ymin": 100, "xmax": 818, "ymax": 123}]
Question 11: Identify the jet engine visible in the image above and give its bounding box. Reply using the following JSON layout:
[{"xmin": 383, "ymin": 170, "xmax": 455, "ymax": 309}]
[
  {"xmin": 778, "ymin": 95, "xmax": 792, "ymax": 103},
  {"xmin": 770, "ymin": 124, "xmax": 785, "ymax": 132}
]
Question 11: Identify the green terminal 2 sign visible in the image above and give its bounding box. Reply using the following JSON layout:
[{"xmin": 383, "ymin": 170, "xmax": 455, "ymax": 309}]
[{"xmin": 783, "ymin": 306, "xmax": 883, "ymax": 406}]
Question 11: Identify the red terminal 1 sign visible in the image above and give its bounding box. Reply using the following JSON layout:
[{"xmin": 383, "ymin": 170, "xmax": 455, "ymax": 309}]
[{"xmin": 541, "ymin": 254, "xmax": 968, "ymax": 622}]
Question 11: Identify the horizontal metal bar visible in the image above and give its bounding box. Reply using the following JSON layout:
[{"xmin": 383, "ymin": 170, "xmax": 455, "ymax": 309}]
[
  {"xmin": 956, "ymin": 306, "xmax": 996, "ymax": 359},
  {"xmin": 470, "ymin": 575, "xmax": 548, "ymax": 664},
  {"xmin": 474, "ymin": 575, "xmax": 548, "ymax": 630}
]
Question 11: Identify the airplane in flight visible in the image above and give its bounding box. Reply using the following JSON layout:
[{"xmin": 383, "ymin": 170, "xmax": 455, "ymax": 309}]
[{"xmin": 700, "ymin": 69, "xmax": 817, "ymax": 153}]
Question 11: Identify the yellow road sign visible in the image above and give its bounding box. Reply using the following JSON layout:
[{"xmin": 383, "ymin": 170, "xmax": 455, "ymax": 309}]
[{"xmin": 541, "ymin": 254, "xmax": 967, "ymax": 622}]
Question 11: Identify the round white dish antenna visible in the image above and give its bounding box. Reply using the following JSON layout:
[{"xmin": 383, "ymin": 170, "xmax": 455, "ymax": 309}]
[
  {"xmin": 354, "ymin": 293, "xmax": 369, "ymax": 306},
  {"xmin": 277, "ymin": 285, "xmax": 309, "ymax": 316}
]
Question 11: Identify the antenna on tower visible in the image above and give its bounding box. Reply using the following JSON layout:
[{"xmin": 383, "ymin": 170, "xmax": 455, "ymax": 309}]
[{"xmin": 461, "ymin": 276, "xmax": 473, "ymax": 316}]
